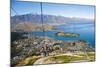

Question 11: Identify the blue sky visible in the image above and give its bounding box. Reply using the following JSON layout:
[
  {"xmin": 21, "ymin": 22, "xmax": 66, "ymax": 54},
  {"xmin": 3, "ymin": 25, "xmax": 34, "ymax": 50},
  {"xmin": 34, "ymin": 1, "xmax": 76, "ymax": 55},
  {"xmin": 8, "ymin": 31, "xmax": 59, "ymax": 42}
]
[
  {"xmin": 11, "ymin": 1, "xmax": 41, "ymax": 16},
  {"xmin": 11, "ymin": 0, "xmax": 95, "ymax": 19}
]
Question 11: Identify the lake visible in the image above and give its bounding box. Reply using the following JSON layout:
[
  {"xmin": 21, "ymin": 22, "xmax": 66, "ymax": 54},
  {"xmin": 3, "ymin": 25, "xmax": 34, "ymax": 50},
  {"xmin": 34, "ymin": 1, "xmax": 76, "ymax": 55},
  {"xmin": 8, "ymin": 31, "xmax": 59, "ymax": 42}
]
[{"xmin": 30, "ymin": 21, "xmax": 95, "ymax": 48}]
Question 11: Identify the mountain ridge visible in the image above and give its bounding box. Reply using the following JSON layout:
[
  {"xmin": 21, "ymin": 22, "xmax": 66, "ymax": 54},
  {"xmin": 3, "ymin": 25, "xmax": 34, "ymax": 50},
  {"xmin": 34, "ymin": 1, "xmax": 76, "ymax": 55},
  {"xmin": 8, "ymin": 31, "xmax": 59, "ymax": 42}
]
[{"xmin": 11, "ymin": 14, "xmax": 94, "ymax": 32}]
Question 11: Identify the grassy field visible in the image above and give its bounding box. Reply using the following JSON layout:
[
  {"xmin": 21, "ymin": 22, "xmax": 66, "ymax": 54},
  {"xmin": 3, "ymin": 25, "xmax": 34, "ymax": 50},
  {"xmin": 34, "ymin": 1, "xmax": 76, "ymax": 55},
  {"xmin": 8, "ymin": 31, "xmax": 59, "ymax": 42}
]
[
  {"xmin": 44, "ymin": 52, "xmax": 95, "ymax": 64},
  {"xmin": 15, "ymin": 52, "xmax": 95, "ymax": 66},
  {"xmin": 16, "ymin": 56, "xmax": 41, "ymax": 66},
  {"xmin": 79, "ymin": 52, "xmax": 95, "ymax": 61},
  {"xmin": 44, "ymin": 55, "xmax": 85, "ymax": 63}
]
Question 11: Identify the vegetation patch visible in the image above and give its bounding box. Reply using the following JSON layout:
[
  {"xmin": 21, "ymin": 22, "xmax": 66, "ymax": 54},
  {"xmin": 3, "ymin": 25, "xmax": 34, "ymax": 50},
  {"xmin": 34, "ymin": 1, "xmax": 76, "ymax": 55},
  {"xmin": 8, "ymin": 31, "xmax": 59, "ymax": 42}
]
[
  {"xmin": 56, "ymin": 32, "xmax": 80, "ymax": 37},
  {"xmin": 17, "ymin": 56, "xmax": 41, "ymax": 66},
  {"xmin": 79, "ymin": 52, "xmax": 95, "ymax": 61},
  {"xmin": 45, "ymin": 55, "xmax": 85, "ymax": 64}
]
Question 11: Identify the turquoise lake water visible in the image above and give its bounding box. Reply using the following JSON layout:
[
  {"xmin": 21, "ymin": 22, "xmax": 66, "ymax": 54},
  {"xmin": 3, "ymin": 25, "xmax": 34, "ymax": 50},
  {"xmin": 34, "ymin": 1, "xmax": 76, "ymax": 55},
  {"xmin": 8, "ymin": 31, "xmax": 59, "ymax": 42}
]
[{"xmin": 30, "ymin": 21, "xmax": 95, "ymax": 48}]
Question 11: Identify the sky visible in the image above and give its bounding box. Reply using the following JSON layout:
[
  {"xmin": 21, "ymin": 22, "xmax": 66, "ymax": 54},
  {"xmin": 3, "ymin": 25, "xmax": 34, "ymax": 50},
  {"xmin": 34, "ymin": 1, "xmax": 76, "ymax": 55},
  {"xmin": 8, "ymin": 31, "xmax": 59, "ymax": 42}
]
[{"xmin": 11, "ymin": 0, "xmax": 95, "ymax": 19}]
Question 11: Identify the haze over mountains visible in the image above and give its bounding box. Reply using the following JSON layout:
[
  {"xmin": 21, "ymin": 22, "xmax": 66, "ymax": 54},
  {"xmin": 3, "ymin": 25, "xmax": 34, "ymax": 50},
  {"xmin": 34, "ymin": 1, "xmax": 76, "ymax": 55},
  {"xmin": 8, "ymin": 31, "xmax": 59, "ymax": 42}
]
[{"xmin": 11, "ymin": 14, "xmax": 94, "ymax": 32}]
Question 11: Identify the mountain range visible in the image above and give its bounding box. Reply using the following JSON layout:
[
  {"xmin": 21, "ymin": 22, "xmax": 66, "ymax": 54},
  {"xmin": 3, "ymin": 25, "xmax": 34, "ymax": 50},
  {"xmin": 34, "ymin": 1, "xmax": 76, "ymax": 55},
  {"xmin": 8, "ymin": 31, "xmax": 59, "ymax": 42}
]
[{"xmin": 11, "ymin": 14, "xmax": 94, "ymax": 32}]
